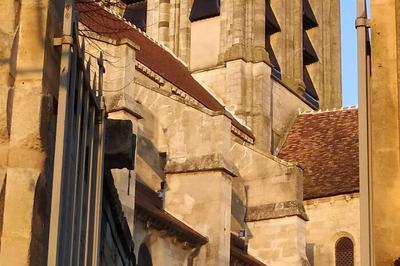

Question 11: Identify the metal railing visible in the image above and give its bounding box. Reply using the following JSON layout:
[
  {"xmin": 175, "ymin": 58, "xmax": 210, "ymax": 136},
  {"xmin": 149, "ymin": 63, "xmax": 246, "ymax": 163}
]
[{"xmin": 48, "ymin": 3, "xmax": 106, "ymax": 265}]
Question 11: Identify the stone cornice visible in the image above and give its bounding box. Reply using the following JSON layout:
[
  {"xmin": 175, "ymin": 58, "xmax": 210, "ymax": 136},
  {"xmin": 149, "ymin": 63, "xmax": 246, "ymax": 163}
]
[
  {"xmin": 304, "ymin": 192, "xmax": 360, "ymax": 207},
  {"xmin": 231, "ymin": 124, "xmax": 255, "ymax": 144},
  {"xmin": 135, "ymin": 61, "xmax": 165, "ymax": 85},
  {"xmin": 220, "ymin": 44, "xmax": 272, "ymax": 66},
  {"xmin": 170, "ymin": 86, "xmax": 217, "ymax": 115},
  {"xmin": 245, "ymin": 200, "xmax": 309, "ymax": 222}
]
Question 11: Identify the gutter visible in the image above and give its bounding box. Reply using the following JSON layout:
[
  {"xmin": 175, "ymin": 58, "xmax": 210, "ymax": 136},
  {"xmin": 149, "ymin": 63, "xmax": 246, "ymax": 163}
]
[{"xmin": 356, "ymin": 0, "xmax": 373, "ymax": 265}]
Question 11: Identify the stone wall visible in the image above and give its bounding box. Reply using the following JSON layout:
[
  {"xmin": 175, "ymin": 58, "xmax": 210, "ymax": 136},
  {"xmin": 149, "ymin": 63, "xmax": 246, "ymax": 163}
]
[
  {"xmin": 304, "ymin": 194, "xmax": 360, "ymax": 266},
  {"xmin": 138, "ymin": 0, "xmax": 341, "ymax": 109},
  {"xmin": 271, "ymin": 79, "xmax": 312, "ymax": 152},
  {"xmin": 193, "ymin": 60, "xmax": 273, "ymax": 153},
  {"xmin": 369, "ymin": 0, "xmax": 400, "ymax": 264},
  {"xmin": 247, "ymin": 216, "xmax": 308, "ymax": 266},
  {"xmin": 82, "ymin": 8, "xmax": 323, "ymax": 265},
  {"xmin": 0, "ymin": 0, "xmax": 63, "ymax": 264},
  {"xmin": 229, "ymin": 139, "xmax": 308, "ymax": 266},
  {"xmin": 133, "ymin": 220, "xmax": 194, "ymax": 265},
  {"xmin": 307, "ymin": 0, "xmax": 342, "ymax": 108}
]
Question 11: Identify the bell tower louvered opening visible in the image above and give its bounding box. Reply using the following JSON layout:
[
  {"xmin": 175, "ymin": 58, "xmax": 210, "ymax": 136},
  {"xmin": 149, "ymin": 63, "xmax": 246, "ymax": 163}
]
[
  {"xmin": 302, "ymin": 0, "xmax": 319, "ymax": 108},
  {"xmin": 266, "ymin": 0, "xmax": 281, "ymax": 78},
  {"xmin": 189, "ymin": 0, "xmax": 220, "ymax": 22},
  {"xmin": 124, "ymin": 0, "xmax": 147, "ymax": 32}
]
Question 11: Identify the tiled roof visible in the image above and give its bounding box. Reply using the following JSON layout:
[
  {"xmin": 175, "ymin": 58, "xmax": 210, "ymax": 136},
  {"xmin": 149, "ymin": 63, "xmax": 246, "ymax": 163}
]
[
  {"xmin": 75, "ymin": 1, "xmax": 254, "ymax": 141},
  {"xmin": 278, "ymin": 108, "xmax": 359, "ymax": 200},
  {"xmin": 76, "ymin": 2, "xmax": 222, "ymax": 110}
]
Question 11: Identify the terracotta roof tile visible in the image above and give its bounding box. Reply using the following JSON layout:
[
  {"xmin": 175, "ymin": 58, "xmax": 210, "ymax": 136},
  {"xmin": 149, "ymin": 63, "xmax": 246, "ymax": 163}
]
[
  {"xmin": 278, "ymin": 108, "xmax": 359, "ymax": 200},
  {"xmin": 76, "ymin": 1, "xmax": 254, "ymax": 141},
  {"xmin": 77, "ymin": 2, "xmax": 224, "ymax": 109}
]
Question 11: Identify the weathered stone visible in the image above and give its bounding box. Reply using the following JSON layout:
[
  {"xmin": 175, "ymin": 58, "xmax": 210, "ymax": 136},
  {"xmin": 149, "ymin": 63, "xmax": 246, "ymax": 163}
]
[
  {"xmin": 246, "ymin": 200, "xmax": 309, "ymax": 222},
  {"xmin": 0, "ymin": 168, "xmax": 40, "ymax": 265},
  {"xmin": 304, "ymin": 193, "xmax": 360, "ymax": 265},
  {"xmin": 248, "ymin": 216, "xmax": 309, "ymax": 266},
  {"xmin": 369, "ymin": 0, "xmax": 400, "ymax": 264},
  {"xmin": 106, "ymin": 92, "xmax": 144, "ymax": 119},
  {"xmin": 165, "ymin": 153, "xmax": 239, "ymax": 177}
]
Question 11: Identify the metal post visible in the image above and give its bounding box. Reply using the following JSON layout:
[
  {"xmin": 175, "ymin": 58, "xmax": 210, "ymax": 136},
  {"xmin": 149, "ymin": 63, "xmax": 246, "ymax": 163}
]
[
  {"xmin": 48, "ymin": 2, "xmax": 74, "ymax": 265},
  {"xmin": 356, "ymin": 0, "xmax": 373, "ymax": 265},
  {"xmin": 92, "ymin": 52, "xmax": 106, "ymax": 266}
]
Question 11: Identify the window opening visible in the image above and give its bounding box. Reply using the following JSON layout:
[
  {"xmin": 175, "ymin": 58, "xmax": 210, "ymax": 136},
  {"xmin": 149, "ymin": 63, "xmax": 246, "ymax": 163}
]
[
  {"xmin": 265, "ymin": 0, "xmax": 281, "ymax": 78},
  {"xmin": 335, "ymin": 237, "xmax": 354, "ymax": 266}
]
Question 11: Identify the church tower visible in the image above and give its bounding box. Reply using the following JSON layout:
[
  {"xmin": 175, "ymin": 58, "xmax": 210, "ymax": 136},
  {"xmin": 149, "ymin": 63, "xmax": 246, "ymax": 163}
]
[{"xmin": 122, "ymin": 0, "xmax": 342, "ymax": 153}]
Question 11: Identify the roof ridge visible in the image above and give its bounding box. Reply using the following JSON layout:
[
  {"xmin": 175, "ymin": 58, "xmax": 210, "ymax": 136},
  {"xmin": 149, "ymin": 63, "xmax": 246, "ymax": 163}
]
[
  {"xmin": 93, "ymin": 1, "xmax": 189, "ymax": 67},
  {"xmin": 299, "ymin": 105, "xmax": 358, "ymax": 115}
]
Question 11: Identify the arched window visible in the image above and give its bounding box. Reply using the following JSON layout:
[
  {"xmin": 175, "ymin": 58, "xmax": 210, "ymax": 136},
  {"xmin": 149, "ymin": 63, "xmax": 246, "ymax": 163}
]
[
  {"xmin": 335, "ymin": 237, "xmax": 354, "ymax": 266},
  {"xmin": 138, "ymin": 243, "xmax": 152, "ymax": 266}
]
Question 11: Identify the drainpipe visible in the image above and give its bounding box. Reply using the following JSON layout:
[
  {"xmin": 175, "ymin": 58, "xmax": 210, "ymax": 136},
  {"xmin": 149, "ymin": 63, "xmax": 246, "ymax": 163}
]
[
  {"xmin": 187, "ymin": 247, "xmax": 200, "ymax": 266},
  {"xmin": 356, "ymin": 0, "xmax": 372, "ymax": 265}
]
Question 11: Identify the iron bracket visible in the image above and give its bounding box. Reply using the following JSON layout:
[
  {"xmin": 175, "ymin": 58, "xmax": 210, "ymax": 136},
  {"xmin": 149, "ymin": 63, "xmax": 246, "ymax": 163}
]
[
  {"xmin": 53, "ymin": 35, "xmax": 73, "ymax": 46},
  {"xmin": 355, "ymin": 17, "xmax": 371, "ymax": 29}
]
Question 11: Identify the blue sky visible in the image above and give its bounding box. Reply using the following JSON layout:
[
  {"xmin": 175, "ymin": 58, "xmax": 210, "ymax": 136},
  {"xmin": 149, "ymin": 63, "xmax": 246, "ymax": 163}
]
[
  {"xmin": 341, "ymin": 0, "xmax": 358, "ymax": 106},
  {"xmin": 341, "ymin": 0, "xmax": 370, "ymax": 106}
]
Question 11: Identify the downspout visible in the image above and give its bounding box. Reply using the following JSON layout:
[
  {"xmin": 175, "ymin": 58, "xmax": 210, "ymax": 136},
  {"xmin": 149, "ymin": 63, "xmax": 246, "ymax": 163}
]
[
  {"xmin": 187, "ymin": 247, "xmax": 201, "ymax": 266},
  {"xmin": 356, "ymin": 0, "xmax": 372, "ymax": 265}
]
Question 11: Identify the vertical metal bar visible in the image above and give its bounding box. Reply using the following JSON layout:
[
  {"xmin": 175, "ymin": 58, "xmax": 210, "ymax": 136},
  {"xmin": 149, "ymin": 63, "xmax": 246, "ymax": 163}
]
[
  {"xmin": 84, "ymin": 106, "xmax": 97, "ymax": 266},
  {"xmin": 60, "ymin": 18, "xmax": 80, "ymax": 265},
  {"xmin": 71, "ymin": 37, "xmax": 88, "ymax": 265},
  {"xmin": 48, "ymin": 3, "xmax": 74, "ymax": 265},
  {"xmin": 91, "ymin": 120, "xmax": 105, "ymax": 266},
  {"xmin": 72, "ymin": 88, "xmax": 90, "ymax": 265},
  {"xmin": 71, "ymin": 38, "xmax": 88, "ymax": 264},
  {"xmin": 69, "ymin": 35, "xmax": 85, "ymax": 266},
  {"xmin": 92, "ymin": 53, "xmax": 106, "ymax": 265},
  {"xmin": 357, "ymin": 0, "xmax": 373, "ymax": 265}
]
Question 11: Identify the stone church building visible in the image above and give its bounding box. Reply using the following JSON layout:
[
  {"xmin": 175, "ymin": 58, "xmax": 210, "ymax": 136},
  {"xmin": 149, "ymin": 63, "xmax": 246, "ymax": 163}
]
[{"xmin": 0, "ymin": 0, "xmax": 361, "ymax": 265}]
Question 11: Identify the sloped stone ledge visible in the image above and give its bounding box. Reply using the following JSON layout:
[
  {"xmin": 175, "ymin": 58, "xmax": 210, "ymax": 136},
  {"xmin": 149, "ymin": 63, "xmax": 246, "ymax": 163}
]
[
  {"xmin": 165, "ymin": 153, "xmax": 239, "ymax": 178},
  {"xmin": 105, "ymin": 91, "xmax": 143, "ymax": 119},
  {"xmin": 245, "ymin": 200, "xmax": 309, "ymax": 222}
]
